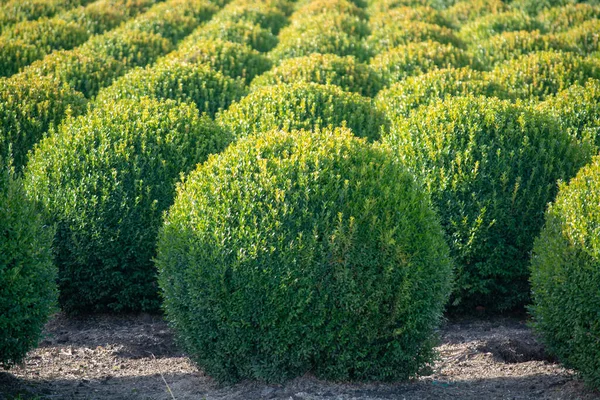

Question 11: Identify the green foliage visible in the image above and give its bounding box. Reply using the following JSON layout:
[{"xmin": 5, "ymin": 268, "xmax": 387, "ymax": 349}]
[
  {"xmin": 538, "ymin": 3, "xmax": 600, "ymax": 32},
  {"xmin": 366, "ymin": 0, "xmax": 438, "ymax": 12},
  {"xmin": 382, "ymin": 95, "xmax": 590, "ymax": 312},
  {"xmin": 81, "ymin": 28, "xmax": 173, "ymax": 67},
  {"xmin": 196, "ymin": 20, "xmax": 278, "ymax": 52},
  {"xmin": 25, "ymin": 98, "xmax": 232, "ymax": 314},
  {"xmin": 442, "ymin": 0, "xmax": 507, "ymax": 26},
  {"xmin": 458, "ymin": 11, "xmax": 545, "ymax": 43},
  {"xmin": 530, "ymin": 155, "xmax": 600, "ymax": 390},
  {"xmin": 489, "ymin": 50, "xmax": 600, "ymax": 100},
  {"xmin": 296, "ymin": 0, "xmax": 368, "ymax": 19},
  {"xmin": 95, "ymin": 60, "xmax": 246, "ymax": 118},
  {"xmin": 217, "ymin": 82, "xmax": 388, "ymax": 141},
  {"xmin": 22, "ymin": 48, "xmax": 126, "ymax": 97},
  {"xmin": 366, "ymin": 21, "xmax": 462, "ymax": 54},
  {"xmin": 167, "ymin": 38, "xmax": 272, "ymax": 84},
  {"xmin": 469, "ymin": 30, "xmax": 573, "ymax": 69},
  {"xmin": 251, "ymin": 53, "xmax": 383, "ymax": 97},
  {"xmin": 157, "ymin": 127, "xmax": 452, "ymax": 383},
  {"xmin": 0, "ymin": 158, "xmax": 57, "ymax": 368},
  {"xmin": 216, "ymin": 0, "xmax": 288, "ymax": 34},
  {"xmin": 370, "ymin": 41, "xmax": 473, "ymax": 86},
  {"xmin": 369, "ymin": 6, "xmax": 451, "ymax": 29},
  {"xmin": 0, "ymin": 75, "xmax": 87, "ymax": 169},
  {"xmin": 536, "ymin": 79, "xmax": 600, "ymax": 149},
  {"xmin": 375, "ymin": 67, "xmax": 504, "ymax": 121},
  {"xmin": 0, "ymin": 0, "xmax": 86, "ymax": 31},
  {"xmin": 558, "ymin": 19, "xmax": 600, "ymax": 54},
  {"xmin": 0, "ymin": 38, "xmax": 43, "ymax": 77},
  {"xmin": 510, "ymin": 0, "xmax": 588, "ymax": 16}
]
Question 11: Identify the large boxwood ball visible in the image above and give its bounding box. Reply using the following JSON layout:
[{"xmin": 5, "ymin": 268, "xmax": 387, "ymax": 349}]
[
  {"xmin": 195, "ymin": 20, "xmax": 278, "ymax": 52},
  {"xmin": 457, "ymin": 11, "xmax": 545, "ymax": 43},
  {"xmin": 0, "ymin": 159, "xmax": 57, "ymax": 368},
  {"xmin": 382, "ymin": 95, "xmax": 591, "ymax": 312},
  {"xmin": 441, "ymin": 0, "xmax": 507, "ymax": 27},
  {"xmin": 538, "ymin": 3, "xmax": 600, "ymax": 32},
  {"xmin": 559, "ymin": 19, "xmax": 600, "ymax": 54},
  {"xmin": 369, "ymin": 6, "xmax": 451, "ymax": 29},
  {"xmin": 366, "ymin": 21, "xmax": 462, "ymax": 54},
  {"xmin": 251, "ymin": 53, "xmax": 383, "ymax": 97},
  {"xmin": 530, "ymin": 155, "xmax": 600, "ymax": 390},
  {"xmin": 217, "ymin": 82, "xmax": 388, "ymax": 141},
  {"xmin": 95, "ymin": 60, "xmax": 246, "ymax": 118},
  {"xmin": 25, "ymin": 98, "xmax": 232, "ymax": 313},
  {"xmin": 156, "ymin": 127, "xmax": 453, "ymax": 383}
]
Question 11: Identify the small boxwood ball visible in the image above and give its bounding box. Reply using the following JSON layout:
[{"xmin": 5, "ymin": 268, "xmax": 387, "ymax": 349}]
[
  {"xmin": 366, "ymin": 21, "xmax": 462, "ymax": 54},
  {"xmin": 195, "ymin": 20, "xmax": 278, "ymax": 52},
  {"xmin": 382, "ymin": 95, "xmax": 591, "ymax": 312},
  {"xmin": 0, "ymin": 159, "xmax": 57, "ymax": 368},
  {"xmin": 251, "ymin": 53, "xmax": 384, "ymax": 97},
  {"xmin": 457, "ymin": 11, "xmax": 545, "ymax": 43},
  {"xmin": 558, "ymin": 19, "xmax": 600, "ymax": 54},
  {"xmin": 217, "ymin": 82, "xmax": 388, "ymax": 141},
  {"xmin": 530, "ymin": 155, "xmax": 600, "ymax": 390},
  {"xmin": 156, "ymin": 127, "xmax": 453, "ymax": 383},
  {"xmin": 538, "ymin": 3, "xmax": 600, "ymax": 32},
  {"xmin": 442, "ymin": 0, "xmax": 507, "ymax": 27},
  {"xmin": 25, "ymin": 98, "xmax": 232, "ymax": 313}
]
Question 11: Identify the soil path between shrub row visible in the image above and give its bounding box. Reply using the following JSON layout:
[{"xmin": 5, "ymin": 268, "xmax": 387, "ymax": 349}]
[{"xmin": 1, "ymin": 314, "xmax": 598, "ymax": 400}]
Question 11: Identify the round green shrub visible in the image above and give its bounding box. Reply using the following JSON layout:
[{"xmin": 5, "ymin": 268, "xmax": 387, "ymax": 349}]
[
  {"xmin": 295, "ymin": 0, "xmax": 368, "ymax": 19},
  {"xmin": 25, "ymin": 98, "xmax": 232, "ymax": 313},
  {"xmin": 369, "ymin": 6, "xmax": 451, "ymax": 29},
  {"xmin": 0, "ymin": 0, "xmax": 83, "ymax": 31},
  {"xmin": 60, "ymin": 0, "xmax": 131, "ymax": 36},
  {"xmin": 370, "ymin": 41, "xmax": 473, "ymax": 86},
  {"xmin": 457, "ymin": 11, "xmax": 545, "ymax": 43},
  {"xmin": 559, "ymin": 19, "xmax": 600, "ymax": 54},
  {"xmin": 0, "ymin": 75, "xmax": 87, "ymax": 169},
  {"xmin": 536, "ymin": 78, "xmax": 600, "ymax": 148},
  {"xmin": 167, "ymin": 38, "xmax": 272, "ymax": 84},
  {"xmin": 196, "ymin": 20, "xmax": 278, "ymax": 52},
  {"xmin": 530, "ymin": 155, "xmax": 600, "ymax": 390},
  {"xmin": 0, "ymin": 38, "xmax": 43, "ymax": 77},
  {"xmin": 95, "ymin": 60, "xmax": 246, "ymax": 118},
  {"xmin": 442, "ymin": 0, "xmax": 507, "ymax": 27},
  {"xmin": 217, "ymin": 82, "xmax": 388, "ymax": 141},
  {"xmin": 538, "ymin": 3, "xmax": 600, "ymax": 32},
  {"xmin": 488, "ymin": 50, "xmax": 600, "ymax": 100},
  {"xmin": 375, "ymin": 67, "xmax": 504, "ymax": 121},
  {"xmin": 469, "ymin": 30, "xmax": 574, "ymax": 70},
  {"xmin": 156, "ymin": 127, "xmax": 452, "ymax": 383},
  {"xmin": 366, "ymin": 21, "xmax": 462, "ymax": 54},
  {"xmin": 22, "ymin": 47, "xmax": 126, "ymax": 97},
  {"xmin": 0, "ymin": 158, "xmax": 57, "ymax": 368},
  {"xmin": 251, "ymin": 53, "xmax": 383, "ymax": 97},
  {"xmin": 81, "ymin": 28, "xmax": 173, "ymax": 67},
  {"xmin": 366, "ymin": 0, "xmax": 433, "ymax": 13},
  {"xmin": 216, "ymin": 0, "xmax": 288, "ymax": 34},
  {"xmin": 381, "ymin": 95, "xmax": 590, "ymax": 312},
  {"xmin": 3, "ymin": 17, "xmax": 89, "ymax": 51},
  {"xmin": 510, "ymin": 0, "xmax": 584, "ymax": 16}
]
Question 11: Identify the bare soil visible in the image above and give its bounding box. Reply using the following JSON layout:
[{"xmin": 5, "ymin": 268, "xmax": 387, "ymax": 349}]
[{"xmin": 1, "ymin": 313, "xmax": 599, "ymax": 400}]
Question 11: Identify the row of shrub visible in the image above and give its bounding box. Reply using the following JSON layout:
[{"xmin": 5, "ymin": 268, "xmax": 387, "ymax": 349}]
[{"xmin": 0, "ymin": 0, "xmax": 91, "ymax": 32}]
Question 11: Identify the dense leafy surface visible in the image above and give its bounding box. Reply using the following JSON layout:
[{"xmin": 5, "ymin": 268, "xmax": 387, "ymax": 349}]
[{"xmin": 157, "ymin": 128, "xmax": 452, "ymax": 383}]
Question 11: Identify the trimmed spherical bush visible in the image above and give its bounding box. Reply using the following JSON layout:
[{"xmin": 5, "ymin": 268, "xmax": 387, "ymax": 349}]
[
  {"xmin": 511, "ymin": 0, "xmax": 582, "ymax": 16},
  {"xmin": 489, "ymin": 50, "xmax": 600, "ymax": 100},
  {"xmin": 369, "ymin": 6, "xmax": 451, "ymax": 29},
  {"xmin": 0, "ymin": 75, "xmax": 87, "ymax": 169},
  {"xmin": 0, "ymin": 159, "xmax": 57, "ymax": 368},
  {"xmin": 536, "ymin": 79, "xmax": 600, "ymax": 148},
  {"xmin": 217, "ymin": 82, "xmax": 388, "ymax": 141},
  {"xmin": 216, "ymin": 1, "xmax": 288, "ymax": 34},
  {"xmin": 366, "ymin": 21, "xmax": 462, "ymax": 54},
  {"xmin": 441, "ymin": 0, "xmax": 507, "ymax": 27},
  {"xmin": 375, "ymin": 67, "xmax": 504, "ymax": 121},
  {"xmin": 157, "ymin": 127, "xmax": 453, "ymax": 383},
  {"xmin": 366, "ymin": 0, "xmax": 432, "ymax": 13},
  {"xmin": 538, "ymin": 3, "xmax": 600, "ymax": 32},
  {"xmin": 559, "ymin": 19, "xmax": 600, "ymax": 54},
  {"xmin": 196, "ymin": 20, "xmax": 278, "ymax": 52},
  {"xmin": 295, "ymin": 0, "xmax": 368, "ymax": 19},
  {"xmin": 469, "ymin": 30, "xmax": 573, "ymax": 70},
  {"xmin": 167, "ymin": 38, "xmax": 272, "ymax": 84},
  {"xmin": 24, "ymin": 98, "xmax": 232, "ymax": 313},
  {"xmin": 370, "ymin": 41, "xmax": 473, "ymax": 86},
  {"xmin": 251, "ymin": 54, "xmax": 384, "ymax": 97},
  {"xmin": 95, "ymin": 60, "xmax": 246, "ymax": 118},
  {"xmin": 22, "ymin": 48, "xmax": 126, "ymax": 98},
  {"xmin": 530, "ymin": 155, "xmax": 600, "ymax": 390},
  {"xmin": 381, "ymin": 95, "xmax": 591, "ymax": 312},
  {"xmin": 457, "ymin": 11, "xmax": 545, "ymax": 44}
]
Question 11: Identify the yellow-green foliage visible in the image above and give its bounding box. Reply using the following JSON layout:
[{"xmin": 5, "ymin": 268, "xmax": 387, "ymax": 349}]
[
  {"xmin": 382, "ymin": 95, "xmax": 590, "ymax": 312},
  {"xmin": 536, "ymin": 79, "xmax": 600, "ymax": 148},
  {"xmin": 216, "ymin": 0, "xmax": 288, "ymax": 34},
  {"xmin": 366, "ymin": 0, "xmax": 432, "ymax": 13},
  {"xmin": 96, "ymin": 60, "xmax": 246, "ymax": 118},
  {"xmin": 369, "ymin": 6, "xmax": 451, "ymax": 29},
  {"xmin": 370, "ymin": 41, "xmax": 473, "ymax": 86},
  {"xmin": 25, "ymin": 98, "xmax": 232, "ymax": 314},
  {"xmin": 538, "ymin": 3, "xmax": 600, "ymax": 32},
  {"xmin": 0, "ymin": 0, "xmax": 87, "ymax": 31},
  {"xmin": 167, "ymin": 38, "xmax": 272, "ymax": 84},
  {"xmin": 0, "ymin": 75, "xmax": 86, "ymax": 169},
  {"xmin": 442, "ymin": 0, "xmax": 507, "ymax": 27},
  {"xmin": 366, "ymin": 21, "xmax": 462, "ymax": 54},
  {"xmin": 470, "ymin": 30, "xmax": 573, "ymax": 69},
  {"xmin": 531, "ymin": 155, "xmax": 600, "ymax": 389},
  {"xmin": 511, "ymin": 0, "xmax": 583, "ymax": 16},
  {"xmin": 458, "ymin": 11, "xmax": 545, "ymax": 43},
  {"xmin": 558, "ymin": 19, "xmax": 600, "ymax": 54},
  {"xmin": 157, "ymin": 127, "xmax": 452, "ymax": 382},
  {"xmin": 218, "ymin": 82, "xmax": 388, "ymax": 141},
  {"xmin": 196, "ymin": 20, "xmax": 278, "ymax": 52},
  {"xmin": 0, "ymin": 159, "xmax": 57, "ymax": 368},
  {"xmin": 489, "ymin": 50, "xmax": 600, "ymax": 100},
  {"xmin": 251, "ymin": 53, "xmax": 383, "ymax": 97},
  {"xmin": 296, "ymin": 0, "xmax": 368, "ymax": 19},
  {"xmin": 375, "ymin": 67, "xmax": 504, "ymax": 121}
]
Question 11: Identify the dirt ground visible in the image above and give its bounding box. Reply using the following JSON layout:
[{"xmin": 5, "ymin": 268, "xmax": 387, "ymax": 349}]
[{"xmin": 1, "ymin": 313, "xmax": 598, "ymax": 400}]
